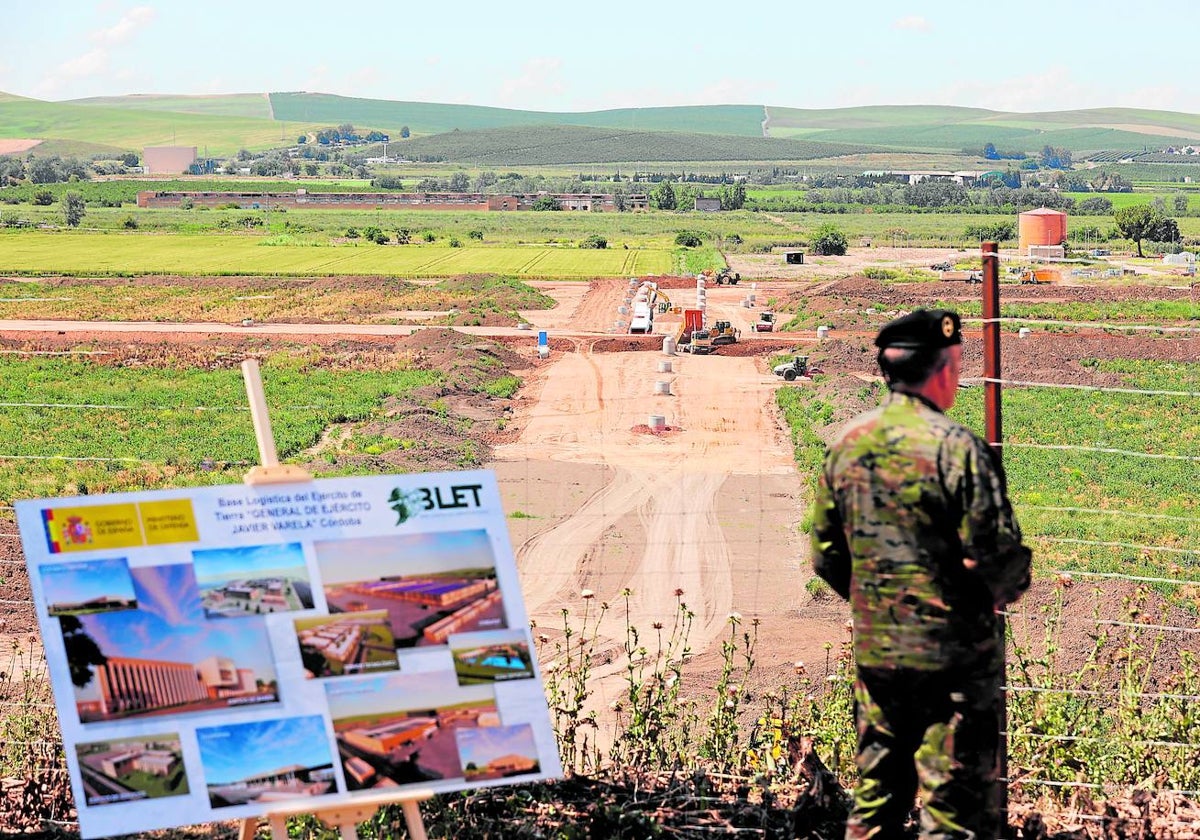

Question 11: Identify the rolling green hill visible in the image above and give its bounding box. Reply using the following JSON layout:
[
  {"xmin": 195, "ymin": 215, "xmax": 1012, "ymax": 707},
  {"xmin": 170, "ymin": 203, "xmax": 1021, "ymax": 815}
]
[
  {"xmin": 396, "ymin": 124, "xmax": 873, "ymax": 165},
  {"xmin": 3, "ymin": 90, "xmax": 1199, "ymax": 164},
  {"xmin": 268, "ymin": 93, "xmax": 766, "ymax": 136}
]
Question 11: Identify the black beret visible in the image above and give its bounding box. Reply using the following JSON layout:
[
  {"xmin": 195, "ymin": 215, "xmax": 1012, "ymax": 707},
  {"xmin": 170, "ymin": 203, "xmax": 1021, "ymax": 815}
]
[{"xmin": 875, "ymin": 308, "xmax": 962, "ymax": 350}]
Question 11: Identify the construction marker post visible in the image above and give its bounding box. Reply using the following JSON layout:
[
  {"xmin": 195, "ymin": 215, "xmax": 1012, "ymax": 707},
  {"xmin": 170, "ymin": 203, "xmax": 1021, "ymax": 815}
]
[{"xmin": 235, "ymin": 359, "xmax": 432, "ymax": 840}]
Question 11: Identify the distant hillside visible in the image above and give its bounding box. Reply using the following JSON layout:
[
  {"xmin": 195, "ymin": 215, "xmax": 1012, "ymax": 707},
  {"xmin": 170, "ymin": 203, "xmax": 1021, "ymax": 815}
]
[
  {"xmin": 268, "ymin": 93, "xmax": 767, "ymax": 137},
  {"xmin": 768, "ymin": 105, "xmax": 1200, "ymax": 151},
  {"xmin": 3, "ymin": 90, "xmax": 1199, "ymax": 164},
  {"xmin": 395, "ymin": 124, "xmax": 873, "ymax": 165}
]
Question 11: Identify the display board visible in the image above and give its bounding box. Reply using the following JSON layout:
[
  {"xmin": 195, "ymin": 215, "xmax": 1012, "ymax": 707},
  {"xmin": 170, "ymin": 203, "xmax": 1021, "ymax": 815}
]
[{"xmin": 16, "ymin": 470, "xmax": 561, "ymax": 839}]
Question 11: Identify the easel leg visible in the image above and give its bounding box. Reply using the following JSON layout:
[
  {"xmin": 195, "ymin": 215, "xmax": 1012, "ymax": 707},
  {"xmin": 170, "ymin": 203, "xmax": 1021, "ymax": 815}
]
[
  {"xmin": 337, "ymin": 821, "xmax": 359, "ymax": 840},
  {"xmin": 401, "ymin": 800, "xmax": 428, "ymax": 840},
  {"xmin": 238, "ymin": 818, "xmax": 258, "ymax": 840},
  {"xmin": 268, "ymin": 813, "xmax": 289, "ymax": 840}
]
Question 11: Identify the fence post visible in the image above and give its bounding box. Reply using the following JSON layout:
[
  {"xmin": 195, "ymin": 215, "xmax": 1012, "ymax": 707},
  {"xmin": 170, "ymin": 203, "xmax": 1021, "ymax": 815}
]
[{"xmin": 980, "ymin": 240, "xmax": 1010, "ymax": 837}]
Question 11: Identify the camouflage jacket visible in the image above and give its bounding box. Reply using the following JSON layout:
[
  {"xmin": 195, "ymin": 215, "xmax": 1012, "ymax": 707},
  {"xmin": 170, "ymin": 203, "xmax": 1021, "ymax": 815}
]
[{"xmin": 811, "ymin": 391, "xmax": 1031, "ymax": 670}]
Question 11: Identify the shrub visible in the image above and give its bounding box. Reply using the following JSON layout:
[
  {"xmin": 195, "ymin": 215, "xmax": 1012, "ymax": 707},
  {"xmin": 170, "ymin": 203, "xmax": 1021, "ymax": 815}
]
[
  {"xmin": 32, "ymin": 190, "xmax": 53, "ymax": 206},
  {"xmin": 179, "ymin": 197, "xmax": 194, "ymax": 210},
  {"xmin": 423, "ymin": 230, "xmax": 436, "ymax": 242},
  {"xmin": 468, "ymin": 229, "xmax": 484, "ymax": 240},
  {"xmin": 674, "ymin": 230, "xmax": 705, "ymax": 247},
  {"xmin": 394, "ymin": 227, "xmax": 412, "ymax": 244},
  {"xmin": 363, "ymin": 225, "xmax": 388, "ymax": 244},
  {"xmin": 121, "ymin": 215, "xmax": 138, "ymax": 229},
  {"xmin": 579, "ymin": 234, "xmax": 608, "ymax": 249},
  {"xmin": 810, "ymin": 223, "xmax": 848, "ymax": 256},
  {"xmin": 449, "ymin": 237, "xmax": 462, "ymax": 248}
]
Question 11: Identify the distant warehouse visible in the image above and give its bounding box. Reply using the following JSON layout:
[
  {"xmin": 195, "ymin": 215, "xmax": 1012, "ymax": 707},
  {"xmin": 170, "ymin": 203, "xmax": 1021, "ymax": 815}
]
[
  {"xmin": 136, "ymin": 190, "xmax": 649, "ymax": 211},
  {"xmin": 142, "ymin": 146, "xmax": 198, "ymax": 175}
]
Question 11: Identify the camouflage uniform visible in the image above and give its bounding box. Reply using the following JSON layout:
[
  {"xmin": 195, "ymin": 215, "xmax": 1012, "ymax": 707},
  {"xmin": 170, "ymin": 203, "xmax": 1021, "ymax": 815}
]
[{"xmin": 812, "ymin": 389, "xmax": 1031, "ymax": 840}]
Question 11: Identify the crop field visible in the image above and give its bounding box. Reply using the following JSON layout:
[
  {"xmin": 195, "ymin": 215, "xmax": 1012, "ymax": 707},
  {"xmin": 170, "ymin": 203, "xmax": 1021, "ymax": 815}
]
[
  {"xmin": 0, "ymin": 352, "xmax": 440, "ymax": 503},
  {"xmin": 0, "ymin": 275, "xmax": 555, "ymax": 323},
  {"xmin": 0, "ymin": 231, "xmax": 675, "ymax": 277}
]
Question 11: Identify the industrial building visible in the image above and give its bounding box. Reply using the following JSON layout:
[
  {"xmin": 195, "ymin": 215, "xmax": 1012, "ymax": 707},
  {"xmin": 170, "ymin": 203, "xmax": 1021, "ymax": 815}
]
[
  {"xmin": 142, "ymin": 147, "xmax": 198, "ymax": 175},
  {"xmin": 136, "ymin": 190, "xmax": 649, "ymax": 211}
]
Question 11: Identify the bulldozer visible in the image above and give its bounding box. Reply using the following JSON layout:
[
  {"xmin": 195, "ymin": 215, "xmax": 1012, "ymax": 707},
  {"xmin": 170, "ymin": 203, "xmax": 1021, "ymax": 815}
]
[
  {"xmin": 709, "ymin": 320, "xmax": 740, "ymax": 346},
  {"xmin": 773, "ymin": 355, "xmax": 824, "ymax": 381},
  {"xmin": 755, "ymin": 311, "xmax": 776, "ymax": 332}
]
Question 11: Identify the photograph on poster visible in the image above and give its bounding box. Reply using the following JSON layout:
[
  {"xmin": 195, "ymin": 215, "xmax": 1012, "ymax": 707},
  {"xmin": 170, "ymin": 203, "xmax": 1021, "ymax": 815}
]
[
  {"xmin": 455, "ymin": 723, "xmax": 541, "ymax": 781},
  {"xmin": 192, "ymin": 542, "xmax": 315, "ymax": 618},
  {"xmin": 316, "ymin": 530, "xmax": 507, "ymax": 648},
  {"xmin": 40, "ymin": 557, "xmax": 137, "ymax": 617},
  {"xmin": 294, "ymin": 610, "xmax": 398, "ymax": 679},
  {"xmin": 65, "ymin": 563, "xmax": 279, "ymax": 723},
  {"xmin": 196, "ymin": 715, "xmax": 338, "ymax": 808},
  {"xmin": 325, "ymin": 676, "xmax": 497, "ymax": 791},
  {"xmin": 449, "ymin": 630, "xmax": 535, "ymax": 685},
  {"xmin": 75, "ymin": 733, "xmax": 189, "ymax": 807}
]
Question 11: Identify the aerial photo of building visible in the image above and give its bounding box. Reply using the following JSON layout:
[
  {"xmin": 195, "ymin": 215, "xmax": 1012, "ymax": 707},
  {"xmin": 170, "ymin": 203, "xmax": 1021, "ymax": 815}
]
[{"xmin": 76, "ymin": 735, "xmax": 189, "ymax": 806}]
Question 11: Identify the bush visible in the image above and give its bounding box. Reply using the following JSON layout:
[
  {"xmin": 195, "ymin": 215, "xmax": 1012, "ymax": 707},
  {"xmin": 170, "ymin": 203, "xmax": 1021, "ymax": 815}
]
[
  {"xmin": 32, "ymin": 190, "xmax": 53, "ymax": 206},
  {"xmin": 468, "ymin": 229, "xmax": 484, "ymax": 240},
  {"xmin": 179, "ymin": 197, "xmax": 194, "ymax": 210},
  {"xmin": 579, "ymin": 234, "xmax": 608, "ymax": 249},
  {"xmin": 674, "ymin": 230, "xmax": 705, "ymax": 247},
  {"xmin": 423, "ymin": 231, "xmax": 436, "ymax": 242},
  {"xmin": 810, "ymin": 223, "xmax": 848, "ymax": 256},
  {"xmin": 395, "ymin": 227, "xmax": 411, "ymax": 244},
  {"xmin": 363, "ymin": 225, "xmax": 388, "ymax": 244},
  {"xmin": 121, "ymin": 215, "xmax": 139, "ymax": 229},
  {"xmin": 449, "ymin": 237, "xmax": 462, "ymax": 248},
  {"xmin": 345, "ymin": 227, "xmax": 360, "ymax": 239}
]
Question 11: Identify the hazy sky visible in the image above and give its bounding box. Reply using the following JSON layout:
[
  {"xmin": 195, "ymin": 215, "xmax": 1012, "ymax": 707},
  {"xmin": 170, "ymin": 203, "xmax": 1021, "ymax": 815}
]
[{"xmin": 6, "ymin": 1, "xmax": 1197, "ymax": 114}]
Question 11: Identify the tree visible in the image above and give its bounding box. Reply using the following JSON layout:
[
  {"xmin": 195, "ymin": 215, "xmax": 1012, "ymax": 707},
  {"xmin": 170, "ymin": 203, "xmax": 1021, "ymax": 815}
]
[
  {"xmin": 60, "ymin": 615, "xmax": 106, "ymax": 688},
  {"xmin": 1079, "ymin": 196, "xmax": 1113, "ymax": 214},
  {"xmin": 579, "ymin": 234, "xmax": 608, "ymax": 249},
  {"xmin": 448, "ymin": 171, "xmax": 470, "ymax": 192},
  {"xmin": 983, "ymin": 142, "xmax": 999, "ymax": 160},
  {"xmin": 531, "ymin": 195, "xmax": 559, "ymax": 211},
  {"xmin": 1174, "ymin": 193, "xmax": 1190, "ymax": 215},
  {"xmin": 400, "ymin": 126, "xmax": 411, "ymax": 139},
  {"xmin": 718, "ymin": 182, "xmax": 746, "ymax": 210},
  {"xmin": 60, "ymin": 191, "xmax": 86, "ymax": 227},
  {"xmin": 650, "ymin": 180, "xmax": 676, "ymax": 210},
  {"xmin": 674, "ymin": 230, "xmax": 704, "ymax": 247},
  {"xmin": 121, "ymin": 151, "xmax": 139, "ymax": 167},
  {"xmin": 1114, "ymin": 204, "xmax": 1178, "ymax": 257},
  {"xmin": 810, "ymin": 223, "xmax": 848, "ymax": 256}
]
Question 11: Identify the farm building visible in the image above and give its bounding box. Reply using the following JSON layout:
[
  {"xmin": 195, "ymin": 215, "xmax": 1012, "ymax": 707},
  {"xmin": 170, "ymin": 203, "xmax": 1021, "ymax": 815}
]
[
  {"xmin": 694, "ymin": 198, "xmax": 722, "ymax": 212},
  {"xmin": 143, "ymin": 146, "xmax": 197, "ymax": 174}
]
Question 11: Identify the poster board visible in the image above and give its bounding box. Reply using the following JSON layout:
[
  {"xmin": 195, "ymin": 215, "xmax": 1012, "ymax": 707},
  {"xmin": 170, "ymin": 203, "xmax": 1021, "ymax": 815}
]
[{"xmin": 16, "ymin": 470, "xmax": 561, "ymax": 839}]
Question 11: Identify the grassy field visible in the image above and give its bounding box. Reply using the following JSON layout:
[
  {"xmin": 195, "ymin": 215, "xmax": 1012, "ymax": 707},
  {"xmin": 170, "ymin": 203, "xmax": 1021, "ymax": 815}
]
[
  {"xmin": 0, "ymin": 275, "xmax": 556, "ymax": 323},
  {"xmin": 0, "ymin": 231, "xmax": 677, "ymax": 277},
  {"xmin": 0, "ymin": 353, "xmax": 440, "ymax": 503},
  {"xmin": 0, "ymin": 95, "xmax": 311, "ymax": 156},
  {"xmin": 70, "ymin": 93, "xmax": 274, "ymax": 120}
]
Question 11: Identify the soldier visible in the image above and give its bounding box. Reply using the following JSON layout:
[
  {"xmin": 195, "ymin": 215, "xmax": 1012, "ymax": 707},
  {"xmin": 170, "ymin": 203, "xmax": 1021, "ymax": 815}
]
[{"xmin": 811, "ymin": 308, "xmax": 1031, "ymax": 840}]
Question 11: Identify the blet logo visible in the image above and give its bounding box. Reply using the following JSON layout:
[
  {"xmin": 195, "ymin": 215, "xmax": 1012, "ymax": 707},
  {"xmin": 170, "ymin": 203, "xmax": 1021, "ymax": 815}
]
[{"xmin": 388, "ymin": 483, "xmax": 484, "ymax": 525}]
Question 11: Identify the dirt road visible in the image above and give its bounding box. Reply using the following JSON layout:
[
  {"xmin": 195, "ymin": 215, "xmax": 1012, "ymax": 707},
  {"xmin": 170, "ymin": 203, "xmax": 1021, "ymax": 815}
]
[{"xmin": 493, "ymin": 280, "xmax": 845, "ymax": 713}]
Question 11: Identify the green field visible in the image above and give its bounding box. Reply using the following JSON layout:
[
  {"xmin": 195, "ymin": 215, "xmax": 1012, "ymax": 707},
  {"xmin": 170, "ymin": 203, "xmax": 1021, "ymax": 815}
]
[
  {"xmin": 0, "ymin": 231, "xmax": 674, "ymax": 277},
  {"xmin": 0, "ymin": 354, "xmax": 441, "ymax": 502}
]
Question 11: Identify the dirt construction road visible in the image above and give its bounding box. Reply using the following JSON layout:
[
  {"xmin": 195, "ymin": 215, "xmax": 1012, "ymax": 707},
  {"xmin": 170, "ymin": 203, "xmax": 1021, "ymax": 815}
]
[{"xmin": 493, "ymin": 279, "xmax": 844, "ymax": 714}]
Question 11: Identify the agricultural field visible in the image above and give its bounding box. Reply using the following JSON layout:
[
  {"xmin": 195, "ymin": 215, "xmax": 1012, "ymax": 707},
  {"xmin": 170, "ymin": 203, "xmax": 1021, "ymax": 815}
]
[
  {"xmin": 0, "ymin": 275, "xmax": 556, "ymax": 324},
  {"xmin": 0, "ymin": 231, "xmax": 677, "ymax": 277}
]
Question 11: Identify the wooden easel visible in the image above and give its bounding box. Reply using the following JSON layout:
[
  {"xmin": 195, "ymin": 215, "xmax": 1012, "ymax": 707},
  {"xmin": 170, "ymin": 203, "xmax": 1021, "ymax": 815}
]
[{"xmin": 236, "ymin": 359, "xmax": 434, "ymax": 840}]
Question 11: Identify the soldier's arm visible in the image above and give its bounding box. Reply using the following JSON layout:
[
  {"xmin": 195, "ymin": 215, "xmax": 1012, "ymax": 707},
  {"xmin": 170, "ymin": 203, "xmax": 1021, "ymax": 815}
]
[
  {"xmin": 811, "ymin": 461, "xmax": 851, "ymax": 600},
  {"xmin": 947, "ymin": 432, "xmax": 1032, "ymax": 607}
]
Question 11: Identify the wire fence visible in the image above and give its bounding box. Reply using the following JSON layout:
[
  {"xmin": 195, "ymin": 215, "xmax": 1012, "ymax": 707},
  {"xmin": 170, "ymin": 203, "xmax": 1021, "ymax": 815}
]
[{"xmin": 1, "ymin": 293, "xmax": 1198, "ymax": 832}]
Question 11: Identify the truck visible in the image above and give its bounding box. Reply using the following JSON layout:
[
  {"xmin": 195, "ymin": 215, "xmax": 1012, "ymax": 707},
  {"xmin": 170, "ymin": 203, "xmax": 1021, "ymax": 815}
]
[
  {"xmin": 772, "ymin": 355, "xmax": 824, "ymax": 381},
  {"xmin": 755, "ymin": 311, "xmax": 776, "ymax": 332},
  {"xmin": 675, "ymin": 308, "xmax": 705, "ymax": 346},
  {"xmin": 682, "ymin": 328, "xmax": 714, "ymax": 355},
  {"xmin": 629, "ymin": 300, "xmax": 654, "ymax": 334},
  {"xmin": 709, "ymin": 320, "xmax": 740, "ymax": 346}
]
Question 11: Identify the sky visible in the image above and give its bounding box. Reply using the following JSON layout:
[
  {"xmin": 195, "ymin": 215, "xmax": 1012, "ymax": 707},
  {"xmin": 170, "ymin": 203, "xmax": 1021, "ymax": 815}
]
[
  {"xmin": 6, "ymin": 1, "xmax": 1199, "ymax": 115},
  {"xmin": 196, "ymin": 715, "xmax": 332, "ymax": 784}
]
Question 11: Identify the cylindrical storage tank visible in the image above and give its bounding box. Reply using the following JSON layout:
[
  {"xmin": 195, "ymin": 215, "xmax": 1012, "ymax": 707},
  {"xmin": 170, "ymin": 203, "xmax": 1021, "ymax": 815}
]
[
  {"xmin": 747, "ymin": 293, "xmax": 756, "ymax": 305},
  {"xmin": 654, "ymin": 380, "xmax": 671, "ymax": 395},
  {"xmin": 1018, "ymin": 208, "xmax": 1068, "ymax": 254},
  {"xmin": 817, "ymin": 326, "xmax": 830, "ymax": 340},
  {"xmin": 537, "ymin": 345, "xmax": 550, "ymax": 358},
  {"xmin": 1018, "ymin": 328, "xmax": 1032, "ymax": 339},
  {"xmin": 662, "ymin": 336, "xmax": 677, "ymax": 355},
  {"xmin": 618, "ymin": 305, "xmax": 629, "ymax": 315},
  {"xmin": 657, "ymin": 360, "xmax": 673, "ymax": 373},
  {"xmin": 648, "ymin": 414, "xmax": 666, "ymax": 430}
]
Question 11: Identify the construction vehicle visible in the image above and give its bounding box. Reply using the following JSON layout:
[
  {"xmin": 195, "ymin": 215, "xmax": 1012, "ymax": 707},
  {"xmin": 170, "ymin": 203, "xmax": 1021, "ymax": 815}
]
[
  {"xmin": 773, "ymin": 355, "xmax": 824, "ymax": 381},
  {"xmin": 709, "ymin": 319, "xmax": 740, "ymax": 346},
  {"xmin": 675, "ymin": 308, "xmax": 705, "ymax": 346},
  {"xmin": 713, "ymin": 267, "xmax": 740, "ymax": 285},
  {"xmin": 755, "ymin": 311, "xmax": 776, "ymax": 332},
  {"xmin": 681, "ymin": 329, "xmax": 715, "ymax": 355}
]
